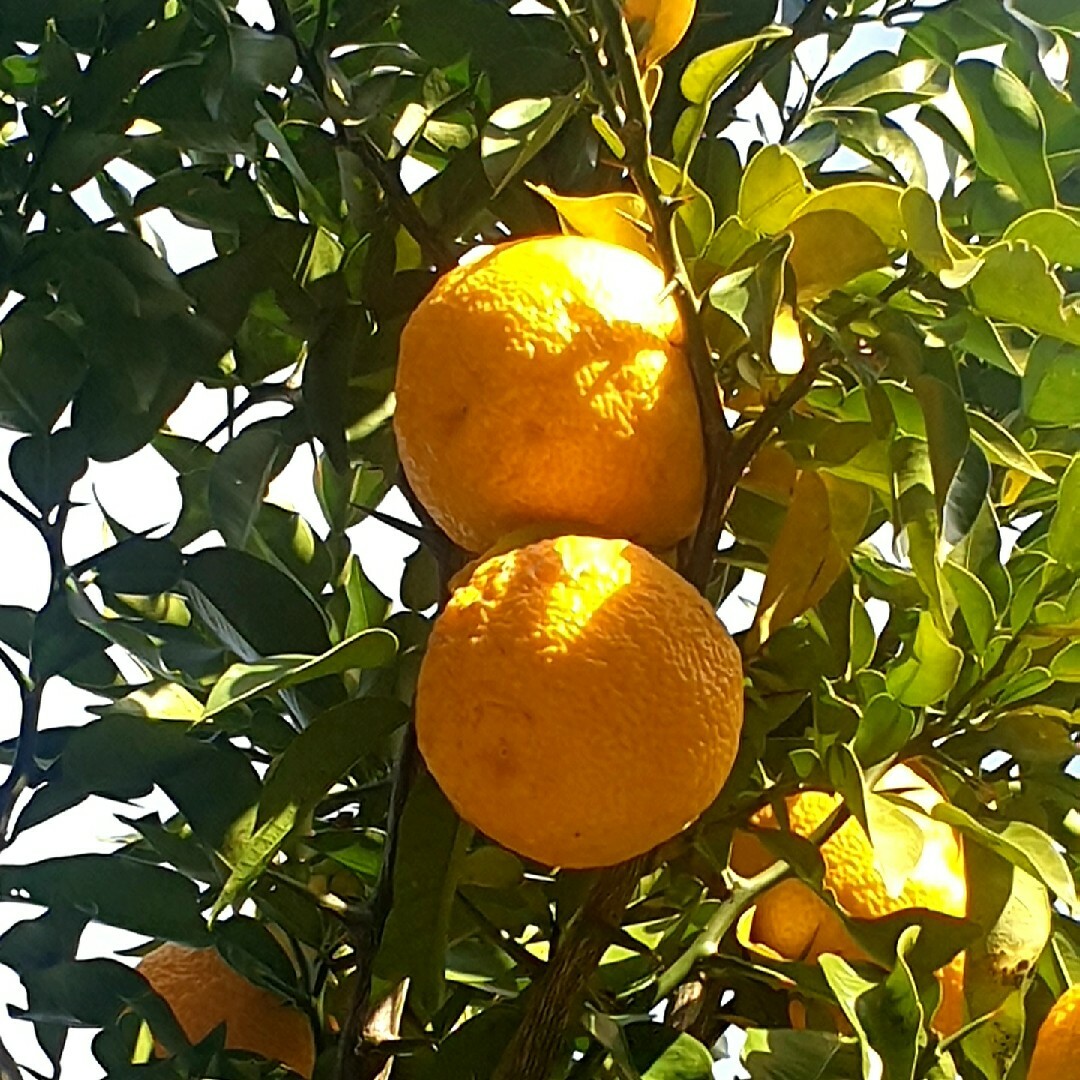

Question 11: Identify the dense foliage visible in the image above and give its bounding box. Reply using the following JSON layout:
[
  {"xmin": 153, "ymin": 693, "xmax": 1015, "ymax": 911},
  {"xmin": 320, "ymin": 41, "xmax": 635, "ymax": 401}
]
[{"xmin": 0, "ymin": 0, "xmax": 1078, "ymax": 1077}]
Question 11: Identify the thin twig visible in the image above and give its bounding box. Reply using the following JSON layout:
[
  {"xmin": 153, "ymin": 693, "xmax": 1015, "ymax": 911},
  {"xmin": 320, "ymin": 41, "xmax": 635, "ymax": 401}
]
[
  {"xmin": 268, "ymin": 0, "xmax": 456, "ymax": 271},
  {"xmin": 0, "ymin": 675, "xmax": 42, "ymax": 849},
  {"xmin": 588, "ymin": 0, "xmax": 733, "ymax": 594},
  {"xmin": 703, "ymin": 0, "xmax": 833, "ymax": 138},
  {"xmin": 653, "ymin": 797, "xmax": 850, "ymax": 999},
  {"xmin": 458, "ymin": 892, "xmax": 546, "ymax": 977},
  {"xmin": 0, "ymin": 490, "xmax": 42, "ymax": 534}
]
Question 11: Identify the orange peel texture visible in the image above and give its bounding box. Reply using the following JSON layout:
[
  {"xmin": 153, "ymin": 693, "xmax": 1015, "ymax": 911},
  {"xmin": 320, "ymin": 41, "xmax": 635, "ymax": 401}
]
[{"xmin": 416, "ymin": 536, "xmax": 743, "ymax": 868}]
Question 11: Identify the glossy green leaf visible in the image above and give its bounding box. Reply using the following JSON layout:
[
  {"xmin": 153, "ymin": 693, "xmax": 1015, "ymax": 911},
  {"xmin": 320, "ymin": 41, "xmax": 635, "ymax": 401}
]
[
  {"xmin": 1023, "ymin": 338, "xmax": 1080, "ymax": 425},
  {"xmin": 625, "ymin": 1022, "xmax": 713, "ymax": 1079},
  {"xmin": 966, "ymin": 242, "xmax": 1080, "ymax": 344},
  {"xmin": 214, "ymin": 697, "xmax": 408, "ymax": 914},
  {"xmin": 967, "ymin": 411, "xmax": 1052, "ymax": 481},
  {"xmin": 954, "ymin": 59, "xmax": 1055, "ymax": 209},
  {"xmin": 0, "ymin": 856, "xmax": 208, "ymax": 944},
  {"xmin": 742, "ymin": 1028, "xmax": 862, "ymax": 1079},
  {"xmin": 8, "ymin": 428, "xmax": 88, "ymax": 513},
  {"xmin": 885, "ymin": 610, "xmax": 963, "ymax": 706},
  {"xmin": 203, "ymin": 628, "xmax": 397, "ymax": 717},
  {"xmin": 932, "ymin": 805, "xmax": 1078, "ymax": 915},
  {"xmin": 739, "ymin": 145, "xmax": 809, "ymax": 235},
  {"xmin": 481, "ymin": 95, "xmax": 578, "ymax": 195},
  {"xmin": 1003, "ymin": 209, "xmax": 1080, "ymax": 267},
  {"xmin": 374, "ymin": 771, "xmax": 471, "ymax": 1020}
]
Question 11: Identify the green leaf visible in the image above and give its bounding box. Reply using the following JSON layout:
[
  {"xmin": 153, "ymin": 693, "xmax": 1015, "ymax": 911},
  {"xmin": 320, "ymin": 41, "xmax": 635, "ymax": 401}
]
[
  {"xmin": 815, "ymin": 106, "xmax": 928, "ymax": 188},
  {"xmin": 954, "ymin": 59, "xmax": 1055, "ymax": 209},
  {"xmin": 374, "ymin": 771, "xmax": 471, "ymax": 1020},
  {"xmin": 943, "ymin": 562, "xmax": 995, "ymax": 652},
  {"xmin": 1003, "ymin": 209, "xmax": 1080, "ymax": 267},
  {"xmin": 1050, "ymin": 641, "xmax": 1080, "ymax": 682},
  {"xmin": 857, "ymin": 927, "xmax": 928, "ymax": 1080},
  {"xmin": 208, "ymin": 419, "xmax": 295, "ymax": 549},
  {"xmin": 742, "ymin": 1028, "xmax": 862, "ymax": 1079},
  {"xmin": 401, "ymin": 545, "xmax": 441, "ymax": 612},
  {"xmin": 38, "ymin": 713, "xmax": 259, "ymax": 853},
  {"xmin": 794, "ymin": 181, "xmax": 905, "ymax": 248},
  {"xmin": 708, "ymin": 235, "xmax": 791, "ymax": 358},
  {"xmin": 900, "ymin": 186, "xmax": 954, "ymax": 272},
  {"xmin": 854, "ymin": 693, "xmax": 917, "ymax": 767},
  {"xmin": 1023, "ymin": 338, "xmax": 1080, "ymax": 426},
  {"xmin": 481, "ymin": 95, "xmax": 578, "ymax": 195},
  {"xmin": 19, "ymin": 958, "xmax": 188, "ymax": 1052},
  {"xmin": 821, "ymin": 53, "xmax": 946, "ymax": 110},
  {"xmin": 966, "ymin": 242, "xmax": 1080, "ymax": 344},
  {"xmin": 203, "ymin": 628, "xmax": 398, "ymax": 717},
  {"xmin": 739, "ymin": 145, "xmax": 809, "ymax": 235},
  {"xmin": 751, "ymin": 471, "xmax": 872, "ymax": 651},
  {"xmin": 214, "ymin": 698, "xmax": 408, "ymax": 914},
  {"xmin": 624, "ymin": 1022, "xmax": 713, "ymax": 1079},
  {"xmin": 183, "ymin": 547, "xmax": 331, "ymax": 659},
  {"xmin": 787, "ymin": 210, "xmax": 890, "ymax": 299},
  {"xmin": 91, "ymin": 538, "xmax": 184, "ymax": 596},
  {"xmin": 0, "ymin": 303, "xmax": 87, "ymax": 434},
  {"xmin": 0, "ymin": 855, "xmax": 209, "ymax": 944},
  {"xmin": 817, "ymin": 955, "xmax": 884, "ymax": 1079},
  {"xmin": 675, "ymin": 29, "xmax": 791, "ymax": 166},
  {"xmin": 967, "ymin": 411, "xmax": 1052, "ymax": 481},
  {"xmin": 942, "ymin": 443, "xmax": 989, "ymax": 547},
  {"xmin": 885, "ymin": 610, "xmax": 964, "ymax": 706},
  {"xmin": 932, "ymin": 805, "xmax": 1079, "ymax": 915},
  {"xmin": 1048, "ymin": 455, "xmax": 1080, "ymax": 569},
  {"xmin": 8, "ymin": 428, "xmax": 88, "ymax": 513}
]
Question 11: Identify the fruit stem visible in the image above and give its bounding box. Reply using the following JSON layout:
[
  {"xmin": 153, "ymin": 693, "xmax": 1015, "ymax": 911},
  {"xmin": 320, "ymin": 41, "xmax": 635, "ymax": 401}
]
[{"xmin": 587, "ymin": 0, "xmax": 733, "ymax": 593}]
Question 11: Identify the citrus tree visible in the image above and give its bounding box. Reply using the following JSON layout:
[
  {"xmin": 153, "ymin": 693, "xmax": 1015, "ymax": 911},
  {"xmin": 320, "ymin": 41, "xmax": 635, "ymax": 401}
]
[{"xmin": 0, "ymin": 0, "xmax": 1078, "ymax": 1078}]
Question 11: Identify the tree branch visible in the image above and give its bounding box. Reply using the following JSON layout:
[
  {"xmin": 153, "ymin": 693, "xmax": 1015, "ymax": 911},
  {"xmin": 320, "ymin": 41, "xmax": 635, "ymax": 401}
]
[
  {"xmin": 491, "ymin": 855, "xmax": 648, "ymax": 1080},
  {"xmin": 0, "ymin": 655, "xmax": 42, "ymax": 850},
  {"xmin": 268, "ymin": 0, "xmax": 457, "ymax": 271},
  {"xmin": 703, "ymin": 0, "xmax": 833, "ymax": 138}
]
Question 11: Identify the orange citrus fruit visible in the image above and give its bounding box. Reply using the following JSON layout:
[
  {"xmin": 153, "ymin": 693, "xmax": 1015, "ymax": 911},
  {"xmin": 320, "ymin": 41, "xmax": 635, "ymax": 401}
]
[
  {"xmin": 416, "ymin": 535, "xmax": 743, "ymax": 868},
  {"xmin": 731, "ymin": 764, "xmax": 967, "ymax": 1035},
  {"xmin": 1029, "ymin": 985, "xmax": 1080, "ymax": 1078},
  {"xmin": 394, "ymin": 236, "xmax": 705, "ymax": 553},
  {"xmin": 137, "ymin": 943, "xmax": 316, "ymax": 1078},
  {"xmin": 621, "ymin": 0, "xmax": 696, "ymax": 68}
]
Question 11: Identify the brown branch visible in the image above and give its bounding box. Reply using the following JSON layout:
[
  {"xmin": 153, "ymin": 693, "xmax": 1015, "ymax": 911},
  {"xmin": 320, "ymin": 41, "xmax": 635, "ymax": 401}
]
[{"xmin": 491, "ymin": 855, "xmax": 648, "ymax": 1080}]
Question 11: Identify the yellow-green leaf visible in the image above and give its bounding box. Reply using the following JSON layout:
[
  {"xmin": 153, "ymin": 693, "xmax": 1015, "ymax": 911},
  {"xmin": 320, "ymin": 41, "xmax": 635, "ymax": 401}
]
[
  {"xmin": 787, "ymin": 209, "xmax": 890, "ymax": 299},
  {"xmin": 750, "ymin": 470, "xmax": 872, "ymax": 650},
  {"xmin": 739, "ymin": 145, "xmax": 809, "ymax": 235},
  {"xmin": 528, "ymin": 183, "xmax": 654, "ymax": 261}
]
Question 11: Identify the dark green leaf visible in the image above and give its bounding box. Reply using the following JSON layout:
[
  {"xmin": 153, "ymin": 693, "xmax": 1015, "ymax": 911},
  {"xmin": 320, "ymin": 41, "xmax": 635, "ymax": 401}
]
[
  {"xmin": 374, "ymin": 771, "xmax": 471, "ymax": 1020},
  {"xmin": 8, "ymin": 428, "xmax": 88, "ymax": 513},
  {"xmin": 214, "ymin": 698, "xmax": 408, "ymax": 913},
  {"xmin": 0, "ymin": 855, "xmax": 209, "ymax": 943}
]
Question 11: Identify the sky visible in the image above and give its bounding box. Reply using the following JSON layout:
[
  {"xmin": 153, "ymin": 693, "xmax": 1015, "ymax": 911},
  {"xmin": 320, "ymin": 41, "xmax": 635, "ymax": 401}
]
[{"xmin": 0, "ymin": 2, "xmax": 961, "ymax": 1077}]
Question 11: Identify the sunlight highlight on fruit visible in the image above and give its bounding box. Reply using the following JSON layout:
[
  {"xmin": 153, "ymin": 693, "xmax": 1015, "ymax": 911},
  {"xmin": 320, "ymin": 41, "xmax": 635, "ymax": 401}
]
[
  {"xmin": 394, "ymin": 235, "xmax": 704, "ymax": 552},
  {"xmin": 416, "ymin": 536, "xmax": 743, "ymax": 868}
]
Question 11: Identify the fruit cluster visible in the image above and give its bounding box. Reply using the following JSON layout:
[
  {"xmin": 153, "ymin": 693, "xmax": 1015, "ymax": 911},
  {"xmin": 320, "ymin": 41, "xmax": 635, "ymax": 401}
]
[{"xmin": 394, "ymin": 235, "xmax": 745, "ymax": 868}]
